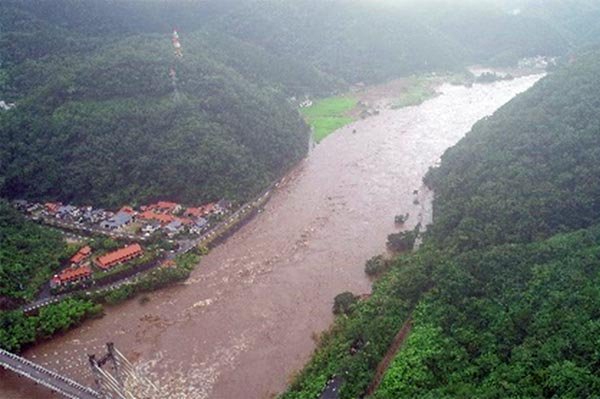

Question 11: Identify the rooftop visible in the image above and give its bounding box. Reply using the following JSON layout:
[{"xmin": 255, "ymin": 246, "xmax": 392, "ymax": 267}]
[
  {"xmin": 95, "ymin": 244, "xmax": 143, "ymax": 269},
  {"xmin": 70, "ymin": 245, "xmax": 92, "ymax": 264},
  {"xmin": 53, "ymin": 265, "xmax": 92, "ymax": 283}
]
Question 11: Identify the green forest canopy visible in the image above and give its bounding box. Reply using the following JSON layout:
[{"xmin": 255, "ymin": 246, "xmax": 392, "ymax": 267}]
[
  {"xmin": 282, "ymin": 49, "xmax": 600, "ymax": 399},
  {"xmin": 0, "ymin": 0, "xmax": 595, "ymax": 207},
  {"xmin": 0, "ymin": 200, "xmax": 67, "ymax": 306}
]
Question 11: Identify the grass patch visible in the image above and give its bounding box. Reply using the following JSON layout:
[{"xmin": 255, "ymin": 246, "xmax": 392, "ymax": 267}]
[
  {"xmin": 391, "ymin": 77, "xmax": 437, "ymax": 109},
  {"xmin": 301, "ymin": 96, "xmax": 357, "ymax": 142}
]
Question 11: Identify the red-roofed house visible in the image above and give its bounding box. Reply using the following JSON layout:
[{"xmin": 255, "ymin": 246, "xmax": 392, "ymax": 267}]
[
  {"xmin": 138, "ymin": 211, "xmax": 175, "ymax": 225},
  {"xmin": 201, "ymin": 203, "xmax": 216, "ymax": 215},
  {"xmin": 184, "ymin": 207, "xmax": 203, "ymax": 218},
  {"xmin": 70, "ymin": 246, "xmax": 92, "ymax": 265},
  {"xmin": 177, "ymin": 217, "xmax": 194, "ymax": 226},
  {"xmin": 119, "ymin": 206, "xmax": 135, "ymax": 215},
  {"xmin": 50, "ymin": 266, "xmax": 92, "ymax": 288},
  {"xmin": 94, "ymin": 244, "xmax": 144, "ymax": 270},
  {"xmin": 45, "ymin": 202, "xmax": 62, "ymax": 214},
  {"xmin": 184, "ymin": 203, "xmax": 216, "ymax": 218},
  {"xmin": 147, "ymin": 201, "xmax": 181, "ymax": 214}
]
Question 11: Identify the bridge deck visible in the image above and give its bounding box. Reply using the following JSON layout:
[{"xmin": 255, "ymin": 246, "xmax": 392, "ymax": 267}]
[{"xmin": 0, "ymin": 349, "xmax": 102, "ymax": 399}]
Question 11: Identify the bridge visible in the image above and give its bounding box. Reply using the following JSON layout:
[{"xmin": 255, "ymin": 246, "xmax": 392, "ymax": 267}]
[
  {"xmin": 0, "ymin": 343, "xmax": 160, "ymax": 399},
  {"xmin": 0, "ymin": 348, "xmax": 102, "ymax": 399}
]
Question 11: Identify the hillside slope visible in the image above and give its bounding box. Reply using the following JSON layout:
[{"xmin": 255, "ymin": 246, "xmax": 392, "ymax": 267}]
[
  {"xmin": 374, "ymin": 49, "xmax": 600, "ymax": 398},
  {"xmin": 426, "ymin": 50, "xmax": 600, "ymax": 250},
  {"xmin": 0, "ymin": 5, "xmax": 312, "ymax": 206},
  {"xmin": 282, "ymin": 50, "xmax": 600, "ymax": 399},
  {"xmin": 0, "ymin": 0, "xmax": 586, "ymax": 206}
]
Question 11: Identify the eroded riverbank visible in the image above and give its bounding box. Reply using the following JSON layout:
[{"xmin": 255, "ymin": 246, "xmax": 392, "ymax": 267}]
[{"xmin": 0, "ymin": 74, "xmax": 543, "ymax": 399}]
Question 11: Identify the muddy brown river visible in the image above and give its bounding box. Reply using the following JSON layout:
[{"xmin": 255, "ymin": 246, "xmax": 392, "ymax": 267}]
[{"xmin": 0, "ymin": 74, "xmax": 542, "ymax": 399}]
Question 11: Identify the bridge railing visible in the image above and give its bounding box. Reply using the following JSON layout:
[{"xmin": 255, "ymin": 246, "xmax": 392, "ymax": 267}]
[{"xmin": 0, "ymin": 348, "xmax": 103, "ymax": 398}]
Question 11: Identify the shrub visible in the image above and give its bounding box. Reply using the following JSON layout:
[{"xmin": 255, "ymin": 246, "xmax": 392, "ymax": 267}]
[
  {"xmin": 333, "ymin": 292, "xmax": 357, "ymax": 315},
  {"xmin": 365, "ymin": 255, "xmax": 388, "ymax": 277},
  {"xmin": 387, "ymin": 228, "xmax": 419, "ymax": 253}
]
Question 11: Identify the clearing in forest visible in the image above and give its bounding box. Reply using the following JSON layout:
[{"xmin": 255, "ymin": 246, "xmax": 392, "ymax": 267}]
[{"xmin": 301, "ymin": 96, "xmax": 357, "ymax": 142}]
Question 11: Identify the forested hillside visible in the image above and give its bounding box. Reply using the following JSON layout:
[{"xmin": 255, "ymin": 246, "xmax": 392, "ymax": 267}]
[
  {"xmin": 0, "ymin": 34, "xmax": 311, "ymax": 206},
  {"xmin": 0, "ymin": 3, "xmax": 315, "ymax": 206},
  {"xmin": 0, "ymin": 0, "xmax": 587, "ymax": 206},
  {"xmin": 0, "ymin": 200, "xmax": 67, "ymax": 307},
  {"xmin": 209, "ymin": 0, "xmax": 571, "ymax": 82},
  {"xmin": 425, "ymin": 51, "xmax": 600, "ymax": 250},
  {"xmin": 283, "ymin": 50, "xmax": 600, "ymax": 399}
]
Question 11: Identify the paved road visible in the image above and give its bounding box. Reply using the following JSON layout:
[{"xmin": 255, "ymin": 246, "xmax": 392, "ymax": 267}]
[{"xmin": 0, "ymin": 349, "xmax": 101, "ymax": 399}]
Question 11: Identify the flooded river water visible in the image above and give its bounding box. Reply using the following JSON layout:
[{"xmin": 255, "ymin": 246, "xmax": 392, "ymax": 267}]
[{"xmin": 0, "ymin": 74, "xmax": 542, "ymax": 399}]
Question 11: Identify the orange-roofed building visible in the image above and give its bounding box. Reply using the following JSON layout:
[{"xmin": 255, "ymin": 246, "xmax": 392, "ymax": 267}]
[
  {"xmin": 138, "ymin": 211, "xmax": 175, "ymax": 225},
  {"xmin": 50, "ymin": 265, "xmax": 92, "ymax": 288},
  {"xmin": 119, "ymin": 206, "xmax": 135, "ymax": 215},
  {"xmin": 185, "ymin": 203, "xmax": 216, "ymax": 218},
  {"xmin": 45, "ymin": 202, "xmax": 62, "ymax": 214},
  {"xmin": 184, "ymin": 207, "xmax": 203, "ymax": 218},
  {"xmin": 95, "ymin": 244, "xmax": 143, "ymax": 270},
  {"xmin": 201, "ymin": 203, "xmax": 216, "ymax": 215},
  {"xmin": 70, "ymin": 245, "xmax": 92, "ymax": 265},
  {"xmin": 178, "ymin": 217, "xmax": 194, "ymax": 226}
]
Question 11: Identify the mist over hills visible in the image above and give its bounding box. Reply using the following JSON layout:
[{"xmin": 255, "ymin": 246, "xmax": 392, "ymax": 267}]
[{"xmin": 0, "ymin": 0, "xmax": 592, "ymax": 206}]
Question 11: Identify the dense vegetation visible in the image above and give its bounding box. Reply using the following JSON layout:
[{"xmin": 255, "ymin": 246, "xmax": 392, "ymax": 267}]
[
  {"xmin": 0, "ymin": 14, "xmax": 311, "ymax": 206},
  {"xmin": 0, "ymin": 0, "xmax": 592, "ymax": 206},
  {"xmin": 283, "ymin": 50, "xmax": 600, "ymax": 398},
  {"xmin": 425, "ymin": 51, "xmax": 600, "ymax": 250},
  {"xmin": 376, "ymin": 227, "xmax": 600, "ymax": 398},
  {"xmin": 0, "ymin": 299, "xmax": 101, "ymax": 352},
  {"xmin": 0, "ymin": 200, "xmax": 67, "ymax": 307}
]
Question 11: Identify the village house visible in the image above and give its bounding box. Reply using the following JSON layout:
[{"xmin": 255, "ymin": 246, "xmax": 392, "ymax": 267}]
[
  {"xmin": 201, "ymin": 203, "xmax": 217, "ymax": 216},
  {"xmin": 26, "ymin": 203, "xmax": 42, "ymax": 213},
  {"xmin": 190, "ymin": 217, "xmax": 208, "ymax": 234},
  {"xmin": 101, "ymin": 211, "xmax": 132, "ymax": 230},
  {"xmin": 50, "ymin": 265, "xmax": 92, "ymax": 289},
  {"xmin": 147, "ymin": 201, "xmax": 182, "ymax": 214},
  {"xmin": 184, "ymin": 207, "xmax": 204, "ymax": 218},
  {"xmin": 70, "ymin": 245, "xmax": 92, "ymax": 266},
  {"xmin": 165, "ymin": 220, "xmax": 184, "ymax": 236},
  {"xmin": 185, "ymin": 203, "xmax": 219, "ymax": 218},
  {"xmin": 195, "ymin": 217, "xmax": 208, "ymax": 229},
  {"xmin": 217, "ymin": 199, "xmax": 232, "ymax": 211},
  {"xmin": 138, "ymin": 210, "xmax": 175, "ymax": 225},
  {"xmin": 12, "ymin": 199, "xmax": 29, "ymax": 210},
  {"xmin": 0, "ymin": 100, "xmax": 15, "ymax": 111},
  {"xmin": 82, "ymin": 208, "xmax": 110, "ymax": 224},
  {"xmin": 141, "ymin": 220, "xmax": 161, "ymax": 234},
  {"xmin": 57, "ymin": 205, "xmax": 80, "ymax": 219},
  {"xmin": 44, "ymin": 202, "xmax": 62, "ymax": 215},
  {"xmin": 94, "ymin": 243, "xmax": 144, "ymax": 270},
  {"xmin": 119, "ymin": 206, "xmax": 136, "ymax": 215}
]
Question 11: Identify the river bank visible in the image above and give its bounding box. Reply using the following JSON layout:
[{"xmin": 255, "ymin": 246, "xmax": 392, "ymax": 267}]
[{"xmin": 0, "ymin": 73, "xmax": 543, "ymax": 399}]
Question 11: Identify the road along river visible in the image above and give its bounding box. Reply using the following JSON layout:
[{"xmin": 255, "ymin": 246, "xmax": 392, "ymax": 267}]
[{"xmin": 0, "ymin": 73, "xmax": 543, "ymax": 399}]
